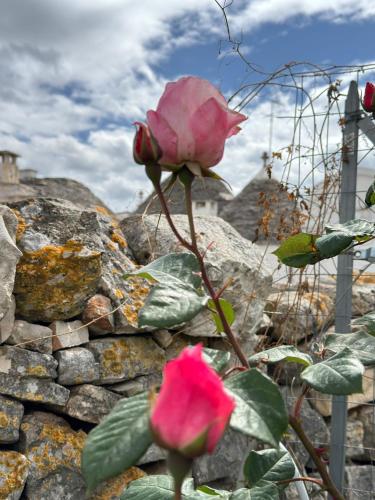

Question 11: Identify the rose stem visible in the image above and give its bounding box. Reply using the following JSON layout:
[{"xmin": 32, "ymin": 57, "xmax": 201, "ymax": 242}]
[{"xmin": 289, "ymin": 415, "xmax": 345, "ymax": 500}]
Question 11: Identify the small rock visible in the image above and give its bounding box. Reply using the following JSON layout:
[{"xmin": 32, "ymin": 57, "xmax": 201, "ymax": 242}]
[
  {"xmin": 0, "ymin": 296, "xmax": 16, "ymax": 344},
  {"xmin": 151, "ymin": 330, "xmax": 173, "ymax": 348},
  {"xmin": 348, "ymin": 405, "xmax": 375, "ymax": 461},
  {"xmin": 50, "ymin": 320, "xmax": 89, "ymax": 351},
  {"xmin": 86, "ymin": 336, "xmax": 165, "ymax": 384},
  {"xmin": 0, "ymin": 451, "xmax": 28, "ymax": 500},
  {"xmin": 137, "ymin": 443, "xmax": 167, "ymax": 465},
  {"xmin": 19, "ymin": 411, "xmax": 86, "ymax": 500},
  {"xmin": 62, "ymin": 384, "xmax": 121, "ymax": 424},
  {"xmin": 82, "ymin": 294, "xmax": 115, "ymax": 335},
  {"xmin": 345, "ymin": 465, "xmax": 375, "ymax": 500},
  {"xmin": 346, "ymin": 420, "xmax": 365, "ymax": 460},
  {"xmin": 0, "ymin": 345, "xmax": 57, "ymax": 378},
  {"xmin": 0, "ymin": 395, "xmax": 24, "ymax": 443},
  {"xmin": 0, "ymin": 205, "xmax": 22, "ymax": 322},
  {"xmin": 55, "ymin": 347, "xmax": 100, "ymax": 385},
  {"xmin": 352, "ymin": 284, "xmax": 375, "ymax": 316},
  {"xmin": 90, "ymin": 467, "xmax": 145, "ymax": 500},
  {"xmin": 109, "ymin": 373, "xmax": 162, "ymax": 396},
  {"xmin": 0, "ymin": 376, "xmax": 69, "ymax": 406},
  {"xmin": 7, "ymin": 320, "xmax": 52, "ymax": 354}
]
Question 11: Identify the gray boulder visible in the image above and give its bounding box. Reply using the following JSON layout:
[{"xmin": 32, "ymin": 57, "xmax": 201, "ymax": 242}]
[
  {"xmin": 345, "ymin": 465, "xmax": 375, "ymax": 500},
  {"xmin": 0, "ymin": 451, "xmax": 28, "ymax": 499},
  {"xmin": 0, "ymin": 395, "xmax": 24, "ymax": 443}
]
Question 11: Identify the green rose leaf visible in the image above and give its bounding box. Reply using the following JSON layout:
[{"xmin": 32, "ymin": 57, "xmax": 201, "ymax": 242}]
[
  {"xmin": 208, "ymin": 298, "xmax": 235, "ymax": 333},
  {"xmin": 82, "ymin": 393, "xmax": 152, "ymax": 493},
  {"xmin": 229, "ymin": 484, "xmax": 280, "ymax": 500},
  {"xmin": 365, "ymin": 180, "xmax": 375, "ymax": 207},
  {"xmin": 353, "ymin": 311, "xmax": 375, "ymax": 336},
  {"xmin": 324, "ymin": 331, "xmax": 375, "ymax": 366},
  {"xmin": 300, "ymin": 348, "xmax": 364, "ymax": 395},
  {"xmin": 272, "ymin": 233, "xmax": 320, "ymax": 268},
  {"xmin": 243, "ymin": 449, "xmax": 295, "ymax": 487},
  {"xmin": 325, "ymin": 219, "xmax": 375, "ymax": 241},
  {"xmin": 225, "ymin": 369, "xmax": 288, "ymax": 448},
  {"xmin": 248, "ymin": 345, "xmax": 313, "ymax": 368},
  {"xmin": 315, "ymin": 232, "xmax": 353, "ymax": 259},
  {"xmin": 124, "ymin": 252, "xmax": 202, "ymax": 289},
  {"xmin": 202, "ymin": 348, "xmax": 231, "ymax": 372},
  {"xmin": 138, "ymin": 281, "xmax": 208, "ymax": 328}
]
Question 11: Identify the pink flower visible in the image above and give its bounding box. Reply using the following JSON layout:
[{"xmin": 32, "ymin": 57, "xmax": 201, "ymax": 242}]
[
  {"xmin": 363, "ymin": 82, "xmax": 375, "ymax": 112},
  {"xmin": 150, "ymin": 344, "xmax": 235, "ymax": 458},
  {"xmin": 133, "ymin": 121, "xmax": 161, "ymax": 165},
  {"xmin": 146, "ymin": 76, "xmax": 247, "ymax": 170}
]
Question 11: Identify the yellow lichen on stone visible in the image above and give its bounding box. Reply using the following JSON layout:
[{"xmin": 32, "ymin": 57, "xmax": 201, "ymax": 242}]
[
  {"xmin": 90, "ymin": 467, "xmax": 145, "ymax": 500},
  {"xmin": 120, "ymin": 277, "xmax": 151, "ymax": 327},
  {"xmin": 111, "ymin": 230, "xmax": 127, "ymax": 248},
  {"xmin": 114, "ymin": 289, "xmax": 124, "ymax": 299},
  {"xmin": 0, "ymin": 451, "xmax": 28, "ymax": 497},
  {"xmin": 0, "ymin": 412, "xmax": 9, "ymax": 427},
  {"xmin": 26, "ymin": 365, "xmax": 49, "ymax": 377},
  {"xmin": 106, "ymin": 241, "xmax": 117, "ymax": 251},
  {"xmin": 95, "ymin": 206, "xmax": 111, "ymax": 216},
  {"xmin": 11, "ymin": 209, "xmax": 27, "ymax": 242},
  {"xmin": 102, "ymin": 339, "xmax": 130, "ymax": 377},
  {"xmin": 14, "ymin": 240, "xmax": 102, "ymax": 321}
]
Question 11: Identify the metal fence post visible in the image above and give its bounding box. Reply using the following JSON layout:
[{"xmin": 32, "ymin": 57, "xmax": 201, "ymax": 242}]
[{"xmin": 328, "ymin": 81, "xmax": 359, "ymax": 497}]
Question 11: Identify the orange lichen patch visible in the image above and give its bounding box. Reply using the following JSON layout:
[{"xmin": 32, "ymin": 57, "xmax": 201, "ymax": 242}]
[
  {"xmin": 106, "ymin": 241, "xmax": 117, "ymax": 251},
  {"xmin": 114, "ymin": 288, "xmax": 124, "ymax": 299},
  {"xmin": 353, "ymin": 271, "xmax": 375, "ymax": 285},
  {"xmin": 91, "ymin": 467, "xmax": 145, "ymax": 500},
  {"xmin": 14, "ymin": 240, "xmax": 101, "ymax": 321},
  {"xmin": 0, "ymin": 451, "xmax": 28, "ymax": 497},
  {"xmin": 95, "ymin": 206, "xmax": 111, "ymax": 216},
  {"xmin": 0, "ymin": 412, "xmax": 9, "ymax": 427},
  {"xmin": 102, "ymin": 339, "xmax": 131, "ymax": 377},
  {"xmin": 11, "ymin": 209, "xmax": 27, "ymax": 242},
  {"xmin": 120, "ymin": 277, "xmax": 152, "ymax": 327},
  {"xmin": 26, "ymin": 365, "xmax": 49, "ymax": 377},
  {"xmin": 111, "ymin": 230, "xmax": 127, "ymax": 248}
]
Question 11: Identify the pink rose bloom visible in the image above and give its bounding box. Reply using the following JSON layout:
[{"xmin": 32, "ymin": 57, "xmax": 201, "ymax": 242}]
[
  {"xmin": 150, "ymin": 344, "xmax": 235, "ymax": 458},
  {"xmin": 146, "ymin": 76, "xmax": 247, "ymax": 169},
  {"xmin": 363, "ymin": 82, "xmax": 375, "ymax": 112}
]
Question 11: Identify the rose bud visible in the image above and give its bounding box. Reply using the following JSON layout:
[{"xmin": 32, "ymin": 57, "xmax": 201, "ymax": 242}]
[
  {"xmin": 133, "ymin": 121, "xmax": 161, "ymax": 165},
  {"xmin": 150, "ymin": 344, "xmax": 235, "ymax": 458},
  {"xmin": 146, "ymin": 76, "xmax": 247, "ymax": 171},
  {"xmin": 363, "ymin": 82, "xmax": 375, "ymax": 113}
]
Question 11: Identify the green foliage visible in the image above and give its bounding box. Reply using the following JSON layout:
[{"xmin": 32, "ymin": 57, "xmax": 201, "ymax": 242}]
[
  {"xmin": 202, "ymin": 348, "xmax": 231, "ymax": 372},
  {"xmin": 272, "ymin": 233, "xmax": 319, "ymax": 268},
  {"xmin": 208, "ymin": 298, "xmax": 235, "ymax": 333},
  {"xmin": 324, "ymin": 331, "xmax": 375, "ymax": 366},
  {"xmin": 124, "ymin": 253, "xmax": 209, "ymax": 328},
  {"xmin": 248, "ymin": 345, "xmax": 313, "ymax": 367},
  {"xmin": 82, "ymin": 393, "xmax": 152, "ymax": 493},
  {"xmin": 300, "ymin": 348, "xmax": 364, "ymax": 395},
  {"xmin": 365, "ymin": 180, "xmax": 375, "ymax": 207},
  {"xmin": 225, "ymin": 369, "xmax": 288, "ymax": 448},
  {"xmin": 325, "ymin": 219, "xmax": 375, "ymax": 240},
  {"xmin": 353, "ymin": 311, "xmax": 375, "ymax": 336},
  {"xmin": 243, "ymin": 449, "xmax": 294, "ymax": 490}
]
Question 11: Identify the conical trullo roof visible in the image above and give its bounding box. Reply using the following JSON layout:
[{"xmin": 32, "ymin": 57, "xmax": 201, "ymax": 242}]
[{"xmin": 221, "ymin": 173, "xmax": 300, "ymax": 242}]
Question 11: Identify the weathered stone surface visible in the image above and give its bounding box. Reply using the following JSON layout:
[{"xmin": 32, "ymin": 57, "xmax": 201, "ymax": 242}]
[
  {"xmin": 86, "ymin": 336, "xmax": 165, "ymax": 384},
  {"xmin": 137, "ymin": 443, "xmax": 167, "ymax": 465},
  {"xmin": 193, "ymin": 428, "xmax": 256, "ymax": 488},
  {"xmin": 346, "ymin": 420, "xmax": 365, "ymax": 460},
  {"xmin": 0, "ymin": 451, "xmax": 28, "ymax": 500},
  {"xmin": 0, "ymin": 295, "xmax": 15, "ymax": 343},
  {"xmin": 347, "ymin": 405, "xmax": 375, "ymax": 461},
  {"xmin": 109, "ymin": 372, "xmax": 162, "ymax": 396},
  {"xmin": 0, "ymin": 376, "xmax": 69, "ymax": 406},
  {"xmin": 281, "ymin": 387, "xmax": 329, "ymax": 468},
  {"xmin": 0, "ymin": 345, "xmax": 57, "ymax": 378},
  {"xmin": 345, "ymin": 465, "xmax": 375, "ymax": 500},
  {"xmin": 0, "ymin": 205, "xmax": 22, "ymax": 322},
  {"xmin": 310, "ymin": 368, "xmax": 375, "ymax": 416},
  {"xmin": 10, "ymin": 198, "xmax": 151, "ymax": 331},
  {"xmin": 90, "ymin": 467, "xmax": 145, "ymax": 500},
  {"xmin": 121, "ymin": 215, "xmax": 272, "ymax": 353},
  {"xmin": 82, "ymin": 294, "xmax": 115, "ymax": 335},
  {"xmin": 62, "ymin": 384, "xmax": 121, "ymax": 423},
  {"xmin": 7, "ymin": 320, "xmax": 52, "ymax": 354},
  {"xmin": 151, "ymin": 329, "xmax": 173, "ymax": 348},
  {"xmin": 352, "ymin": 284, "xmax": 375, "ymax": 316},
  {"xmin": 19, "ymin": 411, "xmax": 86, "ymax": 500},
  {"xmin": 266, "ymin": 291, "xmax": 333, "ymax": 342},
  {"xmin": 50, "ymin": 320, "xmax": 89, "ymax": 351},
  {"xmin": 56, "ymin": 347, "xmax": 99, "ymax": 385},
  {"xmin": 0, "ymin": 395, "xmax": 24, "ymax": 443}
]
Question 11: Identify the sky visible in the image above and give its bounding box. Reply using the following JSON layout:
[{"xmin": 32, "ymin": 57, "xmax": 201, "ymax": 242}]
[{"xmin": 1, "ymin": 0, "xmax": 375, "ymax": 212}]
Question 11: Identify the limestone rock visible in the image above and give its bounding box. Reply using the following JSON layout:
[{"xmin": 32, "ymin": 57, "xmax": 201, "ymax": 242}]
[
  {"xmin": 19, "ymin": 411, "xmax": 86, "ymax": 500},
  {"xmin": 0, "ymin": 376, "xmax": 69, "ymax": 405},
  {"xmin": 0, "ymin": 395, "xmax": 24, "ymax": 443},
  {"xmin": 0, "ymin": 205, "xmax": 22, "ymax": 321},
  {"xmin": 121, "ymin": 215, "xmax": 272, "ymax": 352},
  {"xmin": 346, "ymin": 420, "xmax": 365, "ymax": 460},
  {"xmin": 9, "ymin": 198, "xmax": 146, "ymax": 330},
  {"xmin": 62, "ymin": 384, "xmax": 121, "ymax": 424},
  {"xmin": 0, "ymin": 296, "xmax": 15, "ymax": 343},
  {"xmin": 90, "ymin": 467, "xmax": 145, "ymax": 500},
  {"xmin": 266, "ymin": 291, "xmax": 333, "ymax": 342},
  {"xmin": 151, "ymin": 329, "xmax": 173, "ymax": 349},
  {"xmin": 86, "ymin": 336, "xmax": 165, "ymax": 384},
  {"xmin": 56, "ymin": 347, "xmax": 99, "ymax": 385},
  {"xmin": 7, "ymin": 320, "xmax": 53, "ymax": 354},
  {"xmin": 109, "ymin": 373, "xmax": 162, "ymax": 396},
  {"xmin": 348, "ymin": 405, "xmax": 375, "ymax": 461},
  {"xmin": 50, "ymin": 320, "xmax": 89, "ymax": 351},
  {"xmin": 82, "ymin": 294, "xmax": 115, "ymax": 335},
  {"xmin": 137, "ymin": 443, "xmax": 167, "ymax": 465},
  {"xmin": 352, "ymin": 284, "xmax": 375, "ymax": 316},
  {"xmin": 0, "ymin": 345, "xmax": 57, "ymax": 378},
  {"xmin": 0, "ymin": 451, "xmax": 28, "ymax": 500},
  {"xmin": 345, "ymin": 465, "xmax": 375, "ymax": 500},
  {"xmin": 309, "ymin": 368, "xmax": 375, "ymax": 416}
]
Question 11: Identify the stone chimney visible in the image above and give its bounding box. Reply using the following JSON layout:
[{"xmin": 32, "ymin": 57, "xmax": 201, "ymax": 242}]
[{"xmin": 0, "ymin": 151, "xmax": 20, "ymax": 184}]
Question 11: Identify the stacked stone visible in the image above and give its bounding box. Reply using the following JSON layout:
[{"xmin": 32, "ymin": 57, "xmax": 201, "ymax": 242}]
[{"xmin": 0, "ymin": 200, "xmax": 273, "ymax": 499}]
